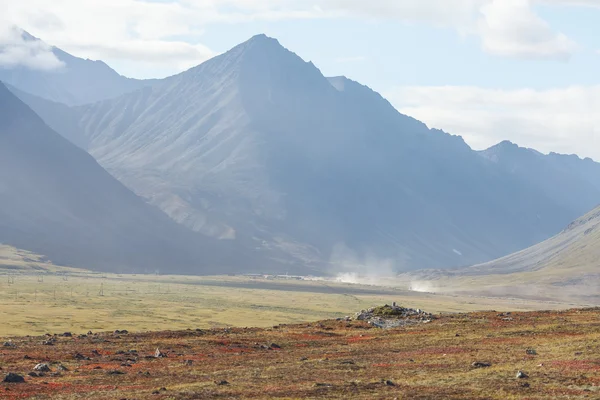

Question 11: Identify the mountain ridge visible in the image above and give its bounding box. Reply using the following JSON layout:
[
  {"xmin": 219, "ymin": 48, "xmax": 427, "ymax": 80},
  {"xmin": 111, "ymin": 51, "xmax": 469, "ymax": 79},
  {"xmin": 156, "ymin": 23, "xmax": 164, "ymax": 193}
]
[
  {"xmin": 0, "ymin": 28, "xmax": 154, "ymax": 105},
  {"xmin": 7, "ymin": 34, "xmax": 600, "ymax": 273}
]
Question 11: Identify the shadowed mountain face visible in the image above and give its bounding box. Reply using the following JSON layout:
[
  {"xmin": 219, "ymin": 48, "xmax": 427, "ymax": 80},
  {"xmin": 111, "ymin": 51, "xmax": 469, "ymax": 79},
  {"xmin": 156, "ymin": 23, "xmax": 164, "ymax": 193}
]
[
  {"xmin": 0, "ymin": 82, "xmax": 266, "ymax": 274},
  {"xmin": 0, "ymin": 29, "xmax": 152, "ymax": 106},
  {"xmin": 10, "ymin": 35, "xmax": 600, "ymax": 272}
]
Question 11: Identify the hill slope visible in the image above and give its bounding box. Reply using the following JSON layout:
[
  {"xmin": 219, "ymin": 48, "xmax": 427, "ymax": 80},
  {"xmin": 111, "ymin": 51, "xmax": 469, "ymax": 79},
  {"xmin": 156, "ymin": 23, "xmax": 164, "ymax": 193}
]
[
  {"xmin": 464, "ymin": 204, "xmax": 600, "ymax": 277},
  {"xmin": 0, "ymin": 82, "xmax": 255, "ymax": 274},
  {"xmin": 14, "ymin": 34, "xmax": 600, "ymax": 272},
  {"xmin": 401, "ymin": 205, "xmax": 600, "ymax": 303},
  {"xmin": 0, "ymin": 29, "xmax": 152, "ymax": 105}
]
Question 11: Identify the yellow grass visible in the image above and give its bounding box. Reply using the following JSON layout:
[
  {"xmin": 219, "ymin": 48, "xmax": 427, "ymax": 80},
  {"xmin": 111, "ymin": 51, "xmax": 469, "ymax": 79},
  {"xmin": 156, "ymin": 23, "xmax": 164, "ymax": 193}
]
[{"xmin": 0, "ymin": 272, "xmax": 583, "ymax": 337}]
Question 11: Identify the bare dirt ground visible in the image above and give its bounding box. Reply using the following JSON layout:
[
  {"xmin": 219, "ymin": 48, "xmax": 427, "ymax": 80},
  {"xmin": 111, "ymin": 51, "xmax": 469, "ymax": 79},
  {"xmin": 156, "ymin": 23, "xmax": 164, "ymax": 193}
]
[{"xmin": 2, "ymin": 308, "xmax": 600, "ymax": 399}]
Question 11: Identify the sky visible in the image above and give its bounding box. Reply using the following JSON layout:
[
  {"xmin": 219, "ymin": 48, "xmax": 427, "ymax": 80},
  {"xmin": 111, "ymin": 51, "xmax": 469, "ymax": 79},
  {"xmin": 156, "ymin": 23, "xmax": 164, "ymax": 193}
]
[{"xmin": 0, "ymin": 0, "xmax": 599, "ymax": 160}]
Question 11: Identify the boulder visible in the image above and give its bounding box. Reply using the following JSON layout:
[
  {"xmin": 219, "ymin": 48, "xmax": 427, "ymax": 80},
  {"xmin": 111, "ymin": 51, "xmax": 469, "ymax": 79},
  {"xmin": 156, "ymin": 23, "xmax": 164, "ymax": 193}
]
[{"xmin": 3, "ymin": 373, "xmax": 25, "ymax": 383}]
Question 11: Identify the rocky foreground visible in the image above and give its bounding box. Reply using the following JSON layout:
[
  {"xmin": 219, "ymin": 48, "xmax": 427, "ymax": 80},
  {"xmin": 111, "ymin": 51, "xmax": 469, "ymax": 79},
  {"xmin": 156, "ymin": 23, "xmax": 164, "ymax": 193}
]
[{"xmin": 1, "ymin": 307, "xmax": 600, "ymax": 399}]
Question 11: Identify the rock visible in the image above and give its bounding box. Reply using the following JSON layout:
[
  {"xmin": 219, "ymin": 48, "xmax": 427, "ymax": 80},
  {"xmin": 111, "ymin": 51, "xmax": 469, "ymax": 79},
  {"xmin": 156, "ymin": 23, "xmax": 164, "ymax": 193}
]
[
  {"xmin": 61, "ymin": 332, "xmax": 73, "ymax": 337},
  {"xmin": 57, "ymin": 365, "xmax": 69, "ymax": 372},
  {"xmin": 215, "ymin": 380, "xmax": 229, "ymax": 386},
  {"xmin": 33, "ymin": 363, "xmax": 51, "ymax": 372},
  {"xmin": 472, "ymin": 362, "xmax": 492, "ymax": 368},
  {"xmin": 2, "ymin": 341, "xmax": 15, "ymax": 348},
  {"xmin": 154, "ymin": 348, "xmax": 167, "ymax": 358},
  {"xmin": 91, "ymin": 349, "xmax": 101, "ymax": 356},
  {"xmin": 42, "ymin": 339, "xmax": 55, "ymax": 346},
  {"xmin": 27, "ymin": 372, "xmax": 38, "ymax": 377},
  {"xmin": 269, "ymin": 343, "xmax": 281, "ymax": 349},
  {"xmin": 526, "ymin": 349, "xmax": 537, "ymax": 355},
  {"xmin": 300, "ymin": 357, "xmax": 308, "ymax": 361},
  {"xmin": 3, "ymin": 373, "xmax": 25, "ymax": 383},
  {"xmin": 23, "ymin": 355, "xmax": 32, "ymax": 360},
  {"xmin": 516, "ymin": 371, "xmax": 529, "ymax": 379},
  {"xmin": 385, "ymin": 380, "xmax": 396, "ymax": 386},
  {"xmin": 184, "ymin": 360, "xmax": 193, "ymax": 366},
  {"xmin": 107, "ymin": 370, "xmax": 125, "ymax": 375},
  {"xmin": 74, "ymin": 352, "xmax": 90, "ymax": 361}
]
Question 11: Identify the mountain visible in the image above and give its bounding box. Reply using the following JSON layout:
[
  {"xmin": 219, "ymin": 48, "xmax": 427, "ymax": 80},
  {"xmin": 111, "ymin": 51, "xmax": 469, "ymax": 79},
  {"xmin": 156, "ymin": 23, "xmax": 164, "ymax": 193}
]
[
  {"xmin": 401, "ymin": 204, "xmax": 600, "ymax": 304},
  {"xmin": 480, "ymin": 141, "xmax": 600, "ymax": 220},
  {"xmin": 0, "ymin": 82, "xmax": 259, "ymax": 274},
  {"xmin": 0, "ymin": 29, "xmax": 152, "ymax": 105},
  {"xmin": 11, "ymin": 34, "xmax": 600, "ymax": 272}
]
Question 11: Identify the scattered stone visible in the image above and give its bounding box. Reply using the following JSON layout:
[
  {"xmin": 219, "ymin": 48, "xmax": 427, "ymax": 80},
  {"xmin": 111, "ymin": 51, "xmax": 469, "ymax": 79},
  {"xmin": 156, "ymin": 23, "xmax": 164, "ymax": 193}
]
[
  {"xmin": 3, "ymin": 373, "xmax": 25, "ymax": 383},
  {"xmin": 27, "ymin": 372, "xmax": 38, "ymax": 378},
  {"xmin": 154, "ymin": 348, "xmax": 167, "ymax": 358},
  {"xmin": 74, "ymin": 352, "xmax": 90, "ymax": 361},
  {"xmin": 23, "ymin": 355, "xmax": 32, "ymax": 360},
  {"xmin": 526, "ymin": 349, "xmax": 537, "ymax": 355},
  {"xmin": 91, "ymin": 349, "xmax": 101, "ymax": 356},
  {"xmin": 61, "ymin": 332, "xmax": 73, "ymax": 337},
  {"xmin": 184, "ymin": 360, "xmax": 194, "ymax": 366},
  {"xmin": 114, "ymin": 330, "xmax": 129, "ymax": 335},
  {"xmin": 270, "ymin": 343, "xmax": 281, "ymax": 349},
  {"xmin": 42, "ymin": 338, "xmax": 55, "ymax": 346},
  {"xmin": 384, "ymin": 380, "xmax": 396, "ymax": 386},
  {"xmin": 353, "ymin": 304, "xmax": 433, "ymax": 329},
  {"xmin": 107, "ymin": 370, "xmax": 125, "ymax": 375},
  {"xmin": 215, "ymin": 380, "xmax": 229, "ymax": 386},
  {"xmin": 521, "ymin": 382, "xmax": 531, "ymax": 388},
  {"xmin": 300, "ymin": 357, "xmax": 309, "ymax": 361},
  {"xmin": 33, "ymin": 363, "xmax": 51, "ymax": 372},
  {"xmin": 2, "ymin": 341, "xmax": 15, "ymax": 348},
  {"xmin": 314, "ymin": 383, "xmax": 332, "ymax": 388},
  {"xmin": 472, "ymin": 362, "xmax": 492, "ymax": 368},
  {"xmin": 57, "ymin": 365, "xmax": 69, "ymax": 372},
  {"xmin": 516, "ymin": 371, "xmax": 529, "ymax": 379}
]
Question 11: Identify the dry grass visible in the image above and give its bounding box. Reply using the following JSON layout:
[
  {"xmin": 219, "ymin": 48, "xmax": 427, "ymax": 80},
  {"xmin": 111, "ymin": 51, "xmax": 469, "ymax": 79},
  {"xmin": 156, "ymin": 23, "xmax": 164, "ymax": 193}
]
[
  {"xmin": 2, "ymin": 308, "xmax": 600, "ymax": 399},
  {"xmin": 0, "ymin": 272, "xmax": 581, "ymax": 337}
]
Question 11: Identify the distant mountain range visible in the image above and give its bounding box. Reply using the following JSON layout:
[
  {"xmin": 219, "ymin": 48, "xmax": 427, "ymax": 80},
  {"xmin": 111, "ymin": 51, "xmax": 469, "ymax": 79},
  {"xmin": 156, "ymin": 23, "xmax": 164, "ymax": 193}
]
[
  {"xmin": 0, "ymin": 82, "xmax": 263, "ymax": 274},
  {"xmin": 2, "ymin": 32, "xmax": 600, "ymax": 274},
  {"xmin": 0, "ymin": 29, "xmax": 153, "ymax": 106}
]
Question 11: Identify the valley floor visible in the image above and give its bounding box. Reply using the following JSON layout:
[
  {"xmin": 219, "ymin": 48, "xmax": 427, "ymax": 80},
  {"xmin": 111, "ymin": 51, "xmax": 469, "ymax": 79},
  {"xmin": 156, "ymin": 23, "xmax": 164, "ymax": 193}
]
[
  {"xmin": 0, "ymin": 272, "xmax": 584, "ymax": 336},
  {"xmin": 2, "ymin": 308, "xmax": 600, "ymax": 399}
]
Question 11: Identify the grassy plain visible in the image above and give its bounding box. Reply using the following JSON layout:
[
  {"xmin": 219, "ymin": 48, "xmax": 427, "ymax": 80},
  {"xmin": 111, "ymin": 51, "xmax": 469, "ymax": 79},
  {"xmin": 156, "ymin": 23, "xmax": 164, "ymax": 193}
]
[{"xmin": 0, "ymin": 270, "xmax": 586, "ymax": 337}]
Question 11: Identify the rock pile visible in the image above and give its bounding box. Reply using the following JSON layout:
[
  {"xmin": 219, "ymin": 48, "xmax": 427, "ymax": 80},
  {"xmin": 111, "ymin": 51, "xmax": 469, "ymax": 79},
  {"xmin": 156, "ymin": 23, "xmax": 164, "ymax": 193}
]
[{"xmin": 353, "ymin": 304, "xmax": 433, "ymax": 329}]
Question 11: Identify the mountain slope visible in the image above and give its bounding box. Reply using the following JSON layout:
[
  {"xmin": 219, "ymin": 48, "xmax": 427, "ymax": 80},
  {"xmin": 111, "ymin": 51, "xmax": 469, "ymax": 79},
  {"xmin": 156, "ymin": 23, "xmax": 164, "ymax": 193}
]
[
  {"xmin": 0, "ymin": 82, "xmax": 256, "ymax": 274},
  {"xmin": 461, "ymin": 205, "xmax": 600, "ymax": 277},
  {"xmin": 0, "ymin": 29, "xmax": 152, "ymax": 105},
  {"xmin": 399, "ymin": 205, "xmax": 600, "ymax": 303},
  {"xmin": 12, "ymin": 35, "xmax": 600, "ymax": 272},
  {"xmin": 480, "ymin": 141, "xmax": 600, "ymax": 221}
]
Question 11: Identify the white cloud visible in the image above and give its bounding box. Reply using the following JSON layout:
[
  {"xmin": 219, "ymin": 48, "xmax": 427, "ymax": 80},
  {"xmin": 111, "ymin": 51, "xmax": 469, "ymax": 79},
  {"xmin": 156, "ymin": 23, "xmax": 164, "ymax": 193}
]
[
  {"xmin": 0, "ymin": 0, "xmax": 591, "ymax": 77},
  {"xmin": 0, "ymin": 25, "xmax": 64, "ymax": 70},
  {"xmin": 479, "ymin": 0, "xmax": 577, "ymax": 60},
  {"xmin": 386, "ymin": 85, "xmax": 600, "ymax": 160}
]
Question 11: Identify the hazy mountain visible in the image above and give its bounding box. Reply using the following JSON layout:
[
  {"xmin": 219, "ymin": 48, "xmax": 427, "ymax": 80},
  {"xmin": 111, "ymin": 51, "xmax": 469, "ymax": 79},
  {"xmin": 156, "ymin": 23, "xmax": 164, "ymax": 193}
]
[
  {"xmin": 0, "ymin": 82, "xmax": 262, "ymax": 274},
  {"xmin": 0, "ymin": 29, "xmax": 152, "ymax": 105},
  {"xmin": 480, "ymin": 141, "xmax": 600, "ymax": 220},
  {"xmin": 401, "ymin": 204, "xmax": 600, "ymax": 304},
  {"xmin": 461, "ymin": 205, "xmax": 600, "ymax": 277},
  {"xmin": 11, "ymin": 35, "xmax": 600, "ymax": 272}
]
